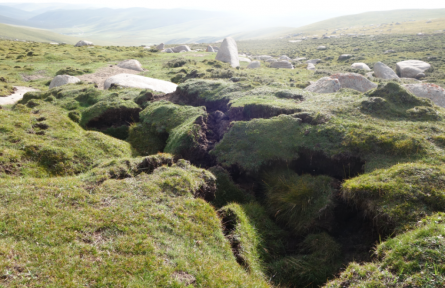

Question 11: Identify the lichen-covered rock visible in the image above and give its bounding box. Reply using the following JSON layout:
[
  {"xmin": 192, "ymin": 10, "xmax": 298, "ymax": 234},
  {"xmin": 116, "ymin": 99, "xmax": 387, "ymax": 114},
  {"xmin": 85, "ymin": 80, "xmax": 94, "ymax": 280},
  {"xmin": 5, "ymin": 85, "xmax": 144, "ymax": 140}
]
[
  {"xmin": 330, "ymin": 73, "xmax": 377, "ymax": 92},
  {"xmin": 215, "ymin": 37, "xmax": 239, "ymax": 68},
  {"xmin": 49, "ymin": 75, "xmax": 81, "ymax": 89},
  {"xmin": 74, "ymin": 40, "xmax": 93, "ymax": 47},
  {"xmin": 396, "ymin": 60, "xmax": 431, "ymax": 78},
  {"xmin": 403, "ymin": 83, "xmax": 445, "ymax": 107},
  {"xmin": 374, "ymin": 62, "xmax": 399, "ymax": 80},
  {"xmin": 271, "ymin": 60, "xmax": 294, "ymax": 69},
  {"xmin": 305, "ymin": 77, "xmax": 341, "ymax": 93},
  {"xmin": 351, "ymin": 63, "xmax": 371, "ymax": 71},
  {"xmin": 172, "ymin": 45, "xmax": 191, "ymax": 53},
  {"xmin": 104, "ymin": 74, "xmax": 177, "ymax": 93},
  {"xmin": 246, "ymin": 61, "xmax": 261, "ymax": 69},
  {"xmin": 117, "ymin": 59, "xmax": 143, "ymax": 72}
]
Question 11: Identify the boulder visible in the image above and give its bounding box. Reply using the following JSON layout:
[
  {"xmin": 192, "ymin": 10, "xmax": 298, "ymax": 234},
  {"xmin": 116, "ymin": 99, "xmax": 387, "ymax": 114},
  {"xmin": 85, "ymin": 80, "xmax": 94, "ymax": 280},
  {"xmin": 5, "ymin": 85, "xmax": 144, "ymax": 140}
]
[
  {"xmin": 374, "ymin": 62, "xmax": 399, "ymax": 80},
  {"xmin": 104, "ymin": 74, "xmax": 177, "ymax": 93},
  {"xmin": 156, "ymin": 43, "xmax": 165, "ymax": 50},
  {"xmin": 396, "ymin": 60, "xmax": 431, "ymax": 78},
  {"xmin": 172, "ymin": 45, "xmax": 191, "ymax": 53},
  {"xmin": 279, "ymin": 55, "xmax": 291, "ymax": 60},
  {"xmin": 238, "ymin": 57, "xmax": 251, "ymax": 63},
  {"xmin": 206, "ymin": 45, "xmax": 214, "ymax": 52},
  {"xmin": 403, "ymin": 83, "xmax": 445, "ymax": 107},
  {"xmin": 117, "ymin": 59, "xmax": 143, "ymax": 72},
  {"xmin": 164, "ymin": 48, "xmax": 174, "ymax": 53},
  {"xmin": 317, "ymin": 46, "xmax": 327, "ymax": 50},
  {"xmin": 351, "ymin": 63, "xmax": 371, "ymax": 71},
  {"xmin": 213, "ymin": 47, "xmax": 219, "ymax": 52},
  {"xmin": 384, "ymin": 49, "xmax": 396, "ymax": 54},
  {"xmin": 74, "ymin": 40, "xmax": 93, "ymax": 47},
  {"xmin": 307, "ymin": 63, "xmax": 316, "ymax": 71},
  {"xmin": 295, "ymin": 57, "xmax": 307, "ymax": 61},
  {"xmin": 305, "ymin": 77, "xmax": 341, "ymax": 93},
  {"xmin": 306, "ymin": 59, "xmax": 321, "ymax": 65},
  {"xmin": 49, "ymin": 75, "xmax": 81, "ymax": 89},
  {"xmin": 271, "ymin": 60, "xmax": 294, "ymax": 69},
  {"xmin": 246, "ymin": 61, "xmax": 261, "ymax": 69},
  {"xmin": 215, "ymin": 37, "xmax": 239, "ymax": 68},
  {"xmin": 338, "ymin": 54, "xmax": 352, "ymax": 61},
  {"xmin": 330, "ymin": 73, "xmax": 377, "ymax": 92}
]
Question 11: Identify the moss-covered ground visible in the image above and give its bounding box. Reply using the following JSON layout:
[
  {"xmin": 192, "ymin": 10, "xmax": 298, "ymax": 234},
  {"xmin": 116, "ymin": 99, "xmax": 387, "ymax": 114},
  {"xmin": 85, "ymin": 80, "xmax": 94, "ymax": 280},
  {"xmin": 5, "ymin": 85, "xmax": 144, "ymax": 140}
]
[{"xmin": 1, "ymin": 32, "xmax": 445, "ymax": 287}]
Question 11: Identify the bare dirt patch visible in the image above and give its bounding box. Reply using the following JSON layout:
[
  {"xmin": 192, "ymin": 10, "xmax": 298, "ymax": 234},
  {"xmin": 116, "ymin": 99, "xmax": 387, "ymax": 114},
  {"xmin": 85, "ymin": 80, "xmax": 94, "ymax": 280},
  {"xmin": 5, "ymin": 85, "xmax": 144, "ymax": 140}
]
[
  {"xmin": 78, "ymin": 65, "xmax": 140, "ymax": 90},
  {"xmin": 0, "ymin": 86, "xmax": 39, "ymax": 106}
]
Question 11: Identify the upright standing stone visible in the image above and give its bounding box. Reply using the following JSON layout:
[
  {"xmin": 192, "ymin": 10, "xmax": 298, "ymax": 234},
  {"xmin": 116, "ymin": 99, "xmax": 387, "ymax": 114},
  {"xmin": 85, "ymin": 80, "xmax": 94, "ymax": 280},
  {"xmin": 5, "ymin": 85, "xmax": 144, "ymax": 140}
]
[
  {"xmin": 215, "ymin": 37, "xmax": 239, "ymax": 68},
  {"xmin": 374, "ymin": 62, "xmax": 399, "ymax": 80},
  {"xmin": 156, "ymin": 43, "xmax": 165, "ymax": 50}
]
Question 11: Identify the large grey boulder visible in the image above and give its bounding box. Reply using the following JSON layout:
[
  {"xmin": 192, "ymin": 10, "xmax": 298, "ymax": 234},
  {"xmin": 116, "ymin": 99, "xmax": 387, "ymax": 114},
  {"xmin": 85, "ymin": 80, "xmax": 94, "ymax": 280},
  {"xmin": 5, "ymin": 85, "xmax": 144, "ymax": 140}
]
[
  {"xmin": 305, "ymin": 77, "xmax": 341, "ymax": 93},
  {"xmin": 206, "ymin": 45, "xmax": 214, "ymax": 52},
  {"xmin": 338, "ymin": 54, "xmax": 353, "ymax": 61},
  {"xmin": 49, "ymin": 75, "xmax": 81, "ymax": 89},
  {"xmin": 215, "ymin": 37, "xmax": 239, "ymax": 68},
  {"xmin": 351, "ymin": 63, "xmax": 371, "ymax": 71},
  {"xmin": 306, "ymin": 59, "xmax": 321, "ymax": 65},
  {"xmin": 396, "ymin": 60, "xmax": 431, "ymax": 78},
  {"xmin": 117, "ymin": 59, "xmax": 143, "ymax": 72},
  {"xmin": 104, "ymin": 74, "xmax": 177, "ymax": 93},
  {"xmin": 239, "ymin": 57, "xmax": 251, "ymax": 63},
  {"xmin": 307, "ymin": 63, "xmax": 316, "ymax": 71},
  {"xmin": 403, "ymin": 83, "xmax": 445, "ymax": 107},
  {"xmin": 247, "ymin": 61, "xmax": 261, "ymax": 69},
  {"xmin": 156, "ymin": 43, "xmax": 165, "ymax": 50},
  {"xmin": 172, "ymin": 45, "xmax": 191, "ymax": 53},
  {"xmin": 164, "ymin": 48, "xmax": 174, "ymax": 53},
  {"xmin": 271, "ymin": 60, "xmax": 294, "ymax": 69},
  {"xmin": 374, "ymin": 62, "xmax": 399, "ymax": 79},
  {"xmin": 330, "ymin": 73, "xmax": 377, "ymax": 92},
  {"xmin": 74, "ymin": 40, "xmax": 93, "ymax": 47}
]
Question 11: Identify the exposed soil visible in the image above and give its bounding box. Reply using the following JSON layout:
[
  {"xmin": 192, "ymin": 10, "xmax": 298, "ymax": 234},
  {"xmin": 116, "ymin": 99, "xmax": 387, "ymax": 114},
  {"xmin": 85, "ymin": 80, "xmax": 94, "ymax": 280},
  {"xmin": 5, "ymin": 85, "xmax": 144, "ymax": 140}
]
[
  {"xmin": 86, "ymin": 107, "xmax": 141, "ymax": 130},
  {"xmin": 78, "ymin": 65, "xmax": 140, "ymax": 90},
  {"xmin": 0, "ymin": 86, "xmax": 39, "ymax": 105}
]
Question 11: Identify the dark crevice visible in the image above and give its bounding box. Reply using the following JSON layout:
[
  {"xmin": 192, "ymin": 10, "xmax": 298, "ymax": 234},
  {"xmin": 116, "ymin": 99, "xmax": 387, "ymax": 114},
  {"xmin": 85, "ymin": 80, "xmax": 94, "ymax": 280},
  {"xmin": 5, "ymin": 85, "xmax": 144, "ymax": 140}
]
[{"xmin": 86, "ymin": 108, "xmax": 141, "ymax": 130}]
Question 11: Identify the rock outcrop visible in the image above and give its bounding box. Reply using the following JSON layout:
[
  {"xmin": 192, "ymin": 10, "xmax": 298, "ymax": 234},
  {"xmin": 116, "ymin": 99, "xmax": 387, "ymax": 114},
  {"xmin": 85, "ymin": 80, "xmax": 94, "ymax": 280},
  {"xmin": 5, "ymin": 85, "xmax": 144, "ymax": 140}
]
[
  {"xmin": 330, "ymin": 73, "xmax": 377, "ymax": 92},
  {"xmin": 374, "ymin": 62, "xmax": 399, "ymax": 79},
  {"xmin": 215, "ymin": 37, "xmax": 239, "ymax": 68},
  {"xmin": 271, "ymin": 60, "xmax": 294, "ymax": 69},
  {"xmin": 305, "ymin": 77, "xmax": 341, "ymax": 93},
  {"xmin": 396, "ymin": 60, "xmax": 431, "ymax": 78},
  {"xmin": 104, "ymin": 74, "xmax": 177, "ymax": 93},
  {"xmin": 49, "ymin": 75, "xmax": 81, "ymax": 89},
  {"xmin": 172, "ymin": 45, "xmax": 191, "ymax": 53},
  {"xmin": 117, "ymin": 59, "xmax": 143, "ymax": 72}
]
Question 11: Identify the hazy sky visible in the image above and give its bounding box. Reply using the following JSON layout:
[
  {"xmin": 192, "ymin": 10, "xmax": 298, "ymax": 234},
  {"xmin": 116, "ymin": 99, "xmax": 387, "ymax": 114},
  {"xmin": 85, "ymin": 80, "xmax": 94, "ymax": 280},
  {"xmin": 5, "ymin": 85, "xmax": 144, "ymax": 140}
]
[{"xmin": 1, "ymin": 0, "xmax": 445, "ymax": 16}]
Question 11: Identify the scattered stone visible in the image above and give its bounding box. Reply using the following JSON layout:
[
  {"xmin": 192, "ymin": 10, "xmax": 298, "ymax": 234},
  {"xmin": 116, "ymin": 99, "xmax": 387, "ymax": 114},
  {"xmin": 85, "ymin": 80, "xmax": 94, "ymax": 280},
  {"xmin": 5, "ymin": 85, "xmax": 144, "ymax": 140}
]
[
  {"xmin": 271, "ymin": 60, "xmax": 294, "ymax": 69},
  {"xmin": 279, "ymin": 55, "xmax": 291, "ymax": 60},
  {"xmin": 156, "ymin": 43, "xmax": 165, "ymax": 50},
  {"xmin": 172, "ymin": 45, "xmax": 191, "ymax": 53},
  {"xmin": 117, "ymin": 59, "xmax": 143, "ymax": 72},
  {"xmin": 74, "ymin": 40, "xmax": 93, "ymax": 47},
  {"xmin": 215, "ymin": 37, "xmax": 240, "ymax": 68},
  {"xmin": 307, "ymin": 63, "xmax": 316, "ymax": 71},
  {"xmin": 374, "ymin": 62, "xmax": 399, "ymax": 80},
  {"xmin": 206, "ymin": 45, "xmax": 214, "ymax": 52},
  {"xmin": 295, "ymin": 57, "xmax": 307, "ymax": 61},
  {"xmin": 396, "ymin": 60, "xmax": 431, "ymax": 79},
  {"xmin": 246, "ymin": 61, "xmax": 261, "ymax": 69},
  {"xmin": 351, "ymin": 63, "xmax": 371, "ymax": 71},
  {"xmin": 403, "ymin": 83, "xmax": 445, "ymax": 107},
  {"xmin": 338, "ymin": 54, "xmax": 353, "ymax": 61},
  {"xmin": 49, "ymin": 75, "xmax": 81, "ymax": 89},
  {"xmin": 306, "ymin": 59, "xmax": 321, "ymax": 65},
  {"xmin": 317, "ymin": 46, "xmax": 327, "ymax": 50},
  {"xmin": 164, "ymin": 48, "xmax": 174, "ymax": 53},
  {"xmin": 104, "ymin": 74, "xmax": 177, "ymax": 93},
  {"xmin": 330, "ymin": 73, "xmax": 377, "ymax": 92},
  {"xmin": 384, "ymin": 49, "xmax": 396, "ymax": 54},
  {"xmin": 305, "ymin": 77, "xmax": 341, "ymax": 93},
  {"xmin": 238, "ymin": 57, "xmax": 251, "ymax": 63}
]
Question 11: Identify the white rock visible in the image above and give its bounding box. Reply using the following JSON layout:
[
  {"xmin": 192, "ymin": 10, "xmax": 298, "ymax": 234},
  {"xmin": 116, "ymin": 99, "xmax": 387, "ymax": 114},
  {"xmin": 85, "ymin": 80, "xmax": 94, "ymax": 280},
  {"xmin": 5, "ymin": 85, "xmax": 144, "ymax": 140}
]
[
  {"xmin": 396, "ymin": 60, "xmax": 431, "ymax": 78},
  {"xmin": 206, "ymin": 45, "xmax": 214, "ymax": 52},
  {"xmin": 215, "ymin": 37, "xmax": 239, "ymax": 68},
  {"xmin": 156, "ymin": 43, "xmax": 165, "ymax": 50},
  {"xmin": 374, "ymin": 62, "xmax": 399, "ymax": 80},
  {"xmin": 330, "ymin": 73, "xmax": 377, "ymax": 92},
  {"xmin": 279, "ymin": 55, "xmax": 291, "ymax": 60},
  {"xmin": 117, "ymin": 59, "xmax": 143, "ymax": 72},
  {"xmin": 403, "ymin": 83, "xmax": 445, "ymax": 107},
  {"xmin": 306, "ymin": 59, "xmax": 321, "ymax": 65},
  {"xmin": 317, "ymin": 46, "xmax": 327, "ymax": 50},
  {"xmin": 238, "ymin": 57, "xmax": 251, "ymax": 63},
  {"xmin": 172, "ymin": 45, "xmax": 191, "ymax": 53},
  {"xmin": 74, "ymin": 40, "xmax": 93, "ymax": 47},
  {"xmin": 305, "ymin": 77, "xmax": 341, "ymax": 93},
  {"xmin": 104, "ymin": 74, "xmax": 177, "ymax": 93},
  {"xmin": 351, "ymin": 63, "xmax": 371, "ymax": 71},
  {"xmin": 49, "ymin": 75, "xmax": 81, "ymax": 89},
  {"xmin": 338, "ymin": 54, "xmax": 352, "ymax": 61},
  {"xmin": 307, "ymin": 63, "xmax": 316, "ymax": 71},
  {"xmin": 271, "ymin": 60, "xmax": 294, "ymax": 69},
  {"xmin": 246, "ymin": 61, "xmax": 261, "ymax": 69}
]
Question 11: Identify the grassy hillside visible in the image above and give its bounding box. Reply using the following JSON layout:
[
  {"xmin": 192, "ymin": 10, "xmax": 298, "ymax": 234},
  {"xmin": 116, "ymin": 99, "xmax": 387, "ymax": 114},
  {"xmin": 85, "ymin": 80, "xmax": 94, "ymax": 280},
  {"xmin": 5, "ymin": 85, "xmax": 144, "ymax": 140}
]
[{"xmin": 0, "ymin": 31, "xmax": 445, "ymax": 287}]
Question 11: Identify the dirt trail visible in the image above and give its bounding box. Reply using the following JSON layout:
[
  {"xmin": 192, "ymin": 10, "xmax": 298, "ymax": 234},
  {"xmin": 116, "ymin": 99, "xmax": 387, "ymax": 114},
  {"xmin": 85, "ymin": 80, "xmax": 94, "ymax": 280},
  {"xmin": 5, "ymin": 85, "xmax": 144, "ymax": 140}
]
[
  {"xmin": 0, "ymin": 86, "xmax": 39, "ymax": 106},
  {"xmin": 78, "ymin": 65, "xmax": 140, "ymax": 90}
]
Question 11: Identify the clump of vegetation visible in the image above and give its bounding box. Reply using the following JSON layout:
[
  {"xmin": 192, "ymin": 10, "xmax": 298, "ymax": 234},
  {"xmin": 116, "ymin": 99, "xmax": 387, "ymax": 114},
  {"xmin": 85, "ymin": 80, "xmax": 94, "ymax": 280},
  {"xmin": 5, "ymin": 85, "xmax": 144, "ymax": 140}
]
[
  {"xmin": 56, "ymin": 66, "xmax": 92, "ymax": 76},
  {"xmin": 164, "ymin": 57, "xmax": 196, "ymax": 68}
]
